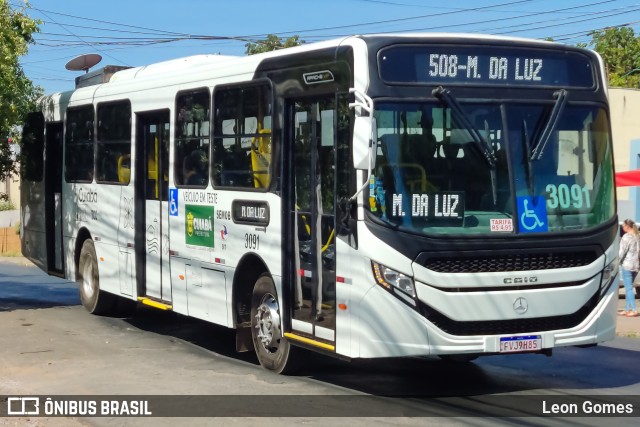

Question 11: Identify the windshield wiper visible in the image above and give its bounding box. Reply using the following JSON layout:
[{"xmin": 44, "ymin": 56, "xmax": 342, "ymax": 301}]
[
  {"xmin": 433, "ymin": 86, "xmax": 498, "ymax": 206},
  {"xmin": 530, "ymin": 89, "xmax": 568, "ymax": 161},
  {"xmin": 433, "ymin": 87, "xmax": 496, "ymax": 167},
  {"xmin": 521, "ymin": 119, "xmax": 535, "ymax": 195}
]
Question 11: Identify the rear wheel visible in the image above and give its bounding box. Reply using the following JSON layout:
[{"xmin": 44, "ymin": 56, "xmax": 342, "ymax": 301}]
[
  {"xmin": 77, "ymin": 239, "xmax": 116, "ymax": 315},
  {"xmin": 250, "ymin": 274, "xmax": 299, "ymax": 374}
]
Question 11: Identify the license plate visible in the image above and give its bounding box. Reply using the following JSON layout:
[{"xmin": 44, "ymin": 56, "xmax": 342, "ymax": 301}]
[{"xmin": 499, "ymin": 335, "xmax": 542, "ymax": 353}]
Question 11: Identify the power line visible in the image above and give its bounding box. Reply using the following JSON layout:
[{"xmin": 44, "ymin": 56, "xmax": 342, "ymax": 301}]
[
  {"xmin": 240, "ymin": 0, "xmax": 539, "ymax": 37},
  {"xmin": 236, "ymin": 0, "xmax": 628, "ymax": 40},
  {"xmin": 548, "ymin": 20, "xmax": 640, "ymax": 40},
  {"xmin": 350, "ymin": 0, "xmax": 611, "ymax": 14},
  {"xmin": 14, "ymin": 0, "xmax": 640, "ymax": 74},
  {"xmin": 26, "ymin": 0, "xmax": 617, "ymax": 48},
  {"xmin": 28, "ymin": 4, "xmax": 130, "ymax": 66},
  {"xmin": 35, "ymin": 20, "xmax": 191, "ymax": 37},
  {"xmin": 473, "ymin": 3, "xmax": 637, "ymax": 35},
  {"xmin": 494, "ymin": 5, "xmax": 640, "ymax": 35},
  {"xmin": 362, "ymin": 0, "xmax": 617, "ymax": 33},
  {"xmin": 18, "ymin": 1, "xmax": 543, "ymax": 41},
  {"xmin": 8, "ymin": 1, "xmax": 189, "ymax": 37}
]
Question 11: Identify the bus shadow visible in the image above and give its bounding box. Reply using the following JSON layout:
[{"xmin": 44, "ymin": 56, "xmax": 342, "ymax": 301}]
[
  {"xmin": 299, "ymin": 343, "xmax": 640, "ymax": 397},
  {"xmin": 123, "ymin": 305, "xmax": 260, "ymax": 366},
  {"xmin": 120, "ymin": 304, "xmax": 640, "ymax": 397}
]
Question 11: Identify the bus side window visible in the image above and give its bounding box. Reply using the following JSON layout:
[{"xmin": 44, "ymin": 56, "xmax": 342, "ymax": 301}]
[
  {"xmin": 175, "ymin": 89, "xmax": 210, "ymax": 188},
  {"xmin": 96, "ymin": 100, "xmax": 131, "ymax": 185},
  {"xmin": 21, "ymin": 112, "xmax": 45, "ymax": 182},
  {"xmin": 213, "ymin": 82, "xmax": 272, "ymax": 189},
  {"xmin": 65, "ymin": 106, "xmax": 95, "ymax": 183}
]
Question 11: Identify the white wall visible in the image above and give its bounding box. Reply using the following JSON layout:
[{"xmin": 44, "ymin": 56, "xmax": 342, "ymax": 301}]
[{"xmin": 609, "ymin": 88, "xmax": 640, "ymax": 220}]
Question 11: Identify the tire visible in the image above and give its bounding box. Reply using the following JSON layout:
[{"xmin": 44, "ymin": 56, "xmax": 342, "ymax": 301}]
[
  {"xmin": 250, "ymin": 274, "xmax": 299, "ymax": 374},
  {"xmin": 77, "ymin": 239, "xmax": 116, "ymax": 315}
]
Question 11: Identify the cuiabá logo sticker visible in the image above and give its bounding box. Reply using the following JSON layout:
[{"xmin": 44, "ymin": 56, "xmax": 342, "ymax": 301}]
[{"xmin": 185, "ymin": 205, "xmax": 214, "ymax": 247}]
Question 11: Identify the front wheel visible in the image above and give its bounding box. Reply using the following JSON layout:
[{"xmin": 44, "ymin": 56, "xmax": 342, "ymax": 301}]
[
  {"xmin": 250, "ymin": 274, "xmax": 299, "ymax": 374},
  {"xmin": 77, "ymin": 239, "xmax": 116, "ymax": 315}
]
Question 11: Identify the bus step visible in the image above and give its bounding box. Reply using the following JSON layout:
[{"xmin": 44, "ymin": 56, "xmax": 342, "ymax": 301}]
[
  {"xmin": 284, "ymin": 333, "xmax": 335, "ymax": 351},
  {"xmin": 137, "ymin": 297, "xmax": 173, "ymax": 311}
]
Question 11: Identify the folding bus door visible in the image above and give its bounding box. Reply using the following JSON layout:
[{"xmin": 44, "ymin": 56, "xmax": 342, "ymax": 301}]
[
  {"xmin": 135, "ymin": 110, "xmax": 172, "ymax": 304},
  {"xmin": 288, "ymin": 96, "xmax": 338, "ymax": 346}
]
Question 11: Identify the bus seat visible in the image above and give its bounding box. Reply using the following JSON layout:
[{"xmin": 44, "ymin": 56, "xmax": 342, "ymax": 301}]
[
  {"xmin": 183, "ymin": 150, "xmax": 208, "ymax": 186},
  {"xmin": 405, "ymin": 133, "xmax": 437, "ymax": 161},
  {"xmin": 118, "ymin": 154, "xmax": 131, "ymax": 184},
  {"xmin": 251, "ymin": 128, "xmax": 271, "ymax": 189},
  {"xmin": 442, "ymin": 143, "xmax": 460, "ymax": 160},
  {"xmin": 101, "ymin": 154, "xmax": 119, "ymax": 182}
]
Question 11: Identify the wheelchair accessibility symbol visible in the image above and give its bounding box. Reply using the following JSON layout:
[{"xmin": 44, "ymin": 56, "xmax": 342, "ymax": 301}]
[
  {"xmin": 169, "ymin": 188, "xmax": 179, "ymax": 217},
  {"xmin": 516, "ymin": 196, "xmax": 548, "ymax": 233}
]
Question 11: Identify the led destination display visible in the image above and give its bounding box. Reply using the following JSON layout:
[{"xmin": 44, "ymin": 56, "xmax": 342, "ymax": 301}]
[{"xmin": 379, "ymin": 45, "xmax": 595, "ymax": 88}]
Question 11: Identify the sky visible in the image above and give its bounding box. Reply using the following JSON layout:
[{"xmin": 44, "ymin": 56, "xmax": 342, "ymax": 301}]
[{"xmin": 11, "ymin": 0, "xmax": 640, "ymax": 94}]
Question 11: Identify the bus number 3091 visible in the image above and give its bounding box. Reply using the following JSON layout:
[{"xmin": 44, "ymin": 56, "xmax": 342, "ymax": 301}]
[{"xmin": 245, "ymin": 233, "xmax": 260, "ymax": 250}]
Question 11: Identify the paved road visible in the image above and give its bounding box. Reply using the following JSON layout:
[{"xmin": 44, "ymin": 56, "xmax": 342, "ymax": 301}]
[{"xmin": 1, "ymin": 259, "xmax": 639, "ymax": 426}]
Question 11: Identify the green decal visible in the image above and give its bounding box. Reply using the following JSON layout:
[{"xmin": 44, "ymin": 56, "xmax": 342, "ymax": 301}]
[{"xmin": 185, "ymin": 204, "xmax": 214, "ymax": 247}]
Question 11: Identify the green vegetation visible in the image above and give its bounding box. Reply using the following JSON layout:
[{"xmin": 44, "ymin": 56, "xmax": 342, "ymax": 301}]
[
  {"xmin": 245, "ymin": 34, "xmax": 303, "ymax": 55},
  {"xmin": 583, "ymin": 27, "xmax": 640, "ymax": 88},
  {"xmin": 0, "ymin": 1, "xmax": 41, "ymax": 201},
  {"xmin": 0, "ymin": 200, "xmax": 15, "ymax": 211}
]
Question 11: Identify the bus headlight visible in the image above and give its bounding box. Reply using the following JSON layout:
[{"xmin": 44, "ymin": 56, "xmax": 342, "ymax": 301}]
[
  {"xmin": 372, "ymin": 261, "xmax": 416, "ymax": 300},
  {"xmin": 600, "ymin": 258, "xmax": 619, "ymax": 297}
]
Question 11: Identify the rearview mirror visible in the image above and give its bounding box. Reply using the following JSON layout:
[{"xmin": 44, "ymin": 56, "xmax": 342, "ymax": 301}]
[{"xmin": 353, "ymin": 116, "xmax": 376, "ymax": 170}]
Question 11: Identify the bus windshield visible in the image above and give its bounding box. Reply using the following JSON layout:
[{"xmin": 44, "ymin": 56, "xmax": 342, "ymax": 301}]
[{"xmin": 369, "ymin": 100, "xmax": 615, "ymax": 235}]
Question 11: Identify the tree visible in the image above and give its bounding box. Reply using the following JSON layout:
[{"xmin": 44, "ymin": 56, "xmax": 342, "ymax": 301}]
[
  {"xmin": 586, "ymin": 27, "xmax": 640, "ymax": 88},
  {"xmin": 0, "ymin": 0, "xmax": 41, "ymax": 200},
  {"xmin": 245, "ymin": 34, "xmax": 303, "ymax": 55}
]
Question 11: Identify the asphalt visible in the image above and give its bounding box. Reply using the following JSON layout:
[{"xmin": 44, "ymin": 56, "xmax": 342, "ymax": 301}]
[
  {"xmin": 617, "ymin": 294, "xmax": 640, "ymax": 337},
  {"xmin": 1, "ymin": 255, "xmax": 639, "ymax": 338}
]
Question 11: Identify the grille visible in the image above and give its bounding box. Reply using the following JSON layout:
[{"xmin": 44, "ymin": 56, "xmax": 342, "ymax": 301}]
[
  {"xmin": 418, "ymin": 293, "xmax": 598, "ymax": 336},
  {"xmin": 422, "ymin": 251, "xmax": 598, "ymax": 273}
]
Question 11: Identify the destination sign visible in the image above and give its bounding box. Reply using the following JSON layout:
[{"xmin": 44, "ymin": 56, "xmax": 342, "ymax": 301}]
[
  {"xmin": 232, "ymin": 200, "xmax": 270, "ymax": 226},
  {"xmin": 379, "ymin": 45, "xmax": 595, "ymax": 88}
]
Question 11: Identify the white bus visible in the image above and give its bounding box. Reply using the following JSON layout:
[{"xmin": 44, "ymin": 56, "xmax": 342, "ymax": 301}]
[{"xmin": 21, "ymin": 34, "xmax": 619, "ymax": 373}]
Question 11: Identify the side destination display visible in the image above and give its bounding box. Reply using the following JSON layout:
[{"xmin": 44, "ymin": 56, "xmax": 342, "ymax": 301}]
[{"xmin": 232, "ymin": 200, "xmax": 270, "ymax": 226}]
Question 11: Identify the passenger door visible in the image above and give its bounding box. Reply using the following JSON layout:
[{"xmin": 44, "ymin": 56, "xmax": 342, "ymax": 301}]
[
  {"xmin": 135, "ymin": 111, "xmax": 172, "ymax": 303},
  {"xmin": 45, "ymin": 122, "xmax": 64, "ymax": 274},
  {"xmin": 288, "ymin": 96, "xmax": 338, "ymax": 343}
]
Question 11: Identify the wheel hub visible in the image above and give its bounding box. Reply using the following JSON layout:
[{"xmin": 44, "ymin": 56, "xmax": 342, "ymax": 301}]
[
  {"xmin": 254, "ymin": 294, "xmax": 282, "ymax": 350},
  {"xmin": 82, "ymin": 257, "xmax": 95, "ymax": 299}
]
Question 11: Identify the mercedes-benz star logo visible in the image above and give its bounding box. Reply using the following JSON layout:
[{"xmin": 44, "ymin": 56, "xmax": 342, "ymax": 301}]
[{"xmin": 513, "ymin": 297, "xmax": 528, "ymax": 314}]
